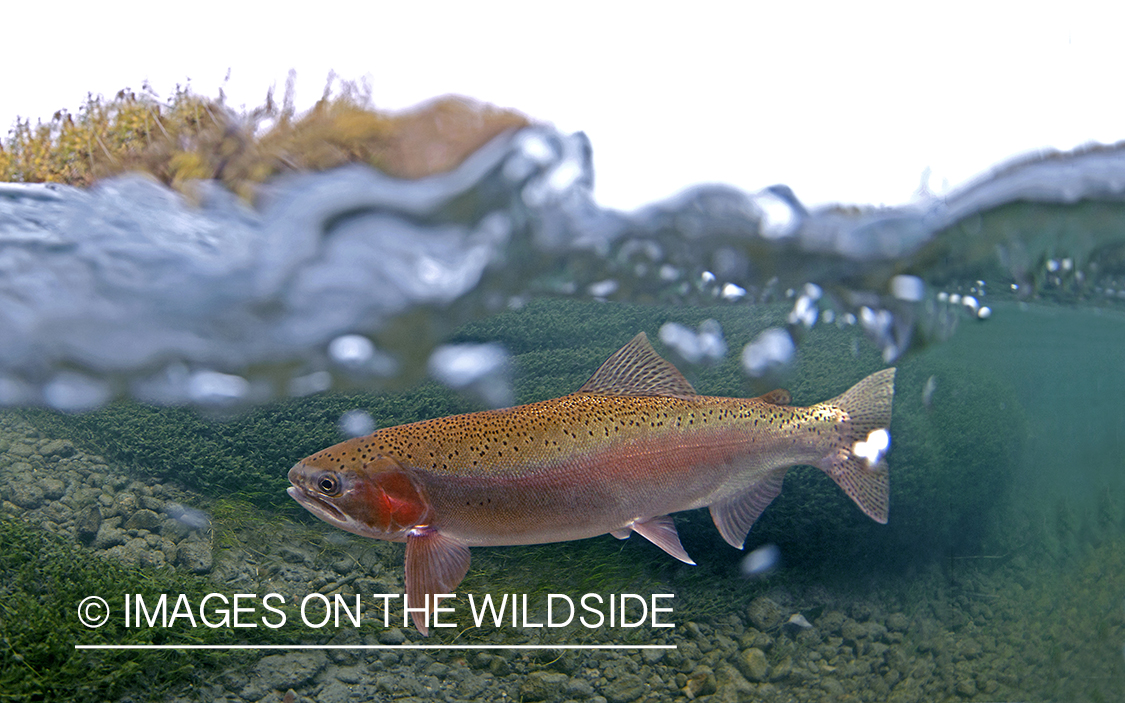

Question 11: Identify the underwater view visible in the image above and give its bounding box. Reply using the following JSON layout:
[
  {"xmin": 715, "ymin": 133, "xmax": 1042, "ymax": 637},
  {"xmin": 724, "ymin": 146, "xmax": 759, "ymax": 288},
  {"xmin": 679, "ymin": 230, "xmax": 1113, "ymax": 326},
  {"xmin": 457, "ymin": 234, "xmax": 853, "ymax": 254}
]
[{"xmin": 2, "ymin": 89, "xmax": 1125, "ymax": 703}]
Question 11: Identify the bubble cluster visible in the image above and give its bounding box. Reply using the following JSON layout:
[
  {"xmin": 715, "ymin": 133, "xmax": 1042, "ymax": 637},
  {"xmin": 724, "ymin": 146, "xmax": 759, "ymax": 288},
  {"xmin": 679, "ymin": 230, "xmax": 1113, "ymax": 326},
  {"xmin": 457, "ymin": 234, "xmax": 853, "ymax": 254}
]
[
  {"xmin": 1, "ymin": 128, "xmax": 1122, "ymax": 409},
  {"xmin": 659, "ymin": 320, "xmax": 727, "ymax": 364},
  {"xmin": 741, "ymin": 328, "xmax": 796, "ymax": 377},
  {"xmin": 428, "ymin": 343, "xmax": 513, "ymax": 409}
]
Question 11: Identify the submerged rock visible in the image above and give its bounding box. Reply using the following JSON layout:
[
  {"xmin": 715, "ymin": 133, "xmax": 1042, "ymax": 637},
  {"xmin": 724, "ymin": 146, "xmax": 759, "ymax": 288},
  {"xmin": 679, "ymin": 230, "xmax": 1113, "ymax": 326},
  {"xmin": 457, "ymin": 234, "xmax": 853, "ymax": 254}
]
[
  {"xmin": 603, "ymin": 673, "xmax": 646, "ymax": 703},
  {"xmin": 253, "ymin": 651, "xmax": 328, "ymax": 691},
  {"xmin": 683, "ymin": 665, "xmax": 716, "ymax": 700},
  {"xmin": 93, "ymin": 520, "xmax": 126, "ymax": 550},
  {"xmin": 782, "ymin": 612, "xmax": 814, "ymax": 635},
  {"xmin": 518, "ymin": 671, "xmax": 569, "ymax": 702},
  {"xmin": 124, "ymin": 508, "xmax": 162, "ymax": 531},
  {"xmin": 75, "ymin": 505, "xmax": 102, "ymax": 544},
  {"xmin": 747, "ymin": 596, "xmax": 785, "ymax": 631},
  {"xmin": 39, "ymin": 439, "xmax": 75, "ymax": 457},
  {"xmin": 737, "ymin": 647, "xmax": 770, "ymax": 682},
  {"xmin": 6, "ymin": 482, "xmax": 44, "ymax": 510},
  {"xmin": 176, "ymin": 540, "xmax": 213, "ymax": 574}
]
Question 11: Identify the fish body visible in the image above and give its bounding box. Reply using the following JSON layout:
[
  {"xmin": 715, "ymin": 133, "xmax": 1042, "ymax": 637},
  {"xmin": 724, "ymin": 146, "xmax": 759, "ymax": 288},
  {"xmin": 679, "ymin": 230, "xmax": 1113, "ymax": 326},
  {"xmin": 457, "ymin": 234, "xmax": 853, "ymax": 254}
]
[{"xmin": 288, "ymin": 333, "xmax": 895, "ymax": 634}]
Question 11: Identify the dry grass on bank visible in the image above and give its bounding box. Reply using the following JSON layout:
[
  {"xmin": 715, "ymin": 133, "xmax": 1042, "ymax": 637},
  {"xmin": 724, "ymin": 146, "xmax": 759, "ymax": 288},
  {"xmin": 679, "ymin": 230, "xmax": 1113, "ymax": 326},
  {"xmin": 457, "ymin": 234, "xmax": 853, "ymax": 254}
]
[{"xmin": 0, "ymin": 74, "xmax": 530, "ymax": 199}]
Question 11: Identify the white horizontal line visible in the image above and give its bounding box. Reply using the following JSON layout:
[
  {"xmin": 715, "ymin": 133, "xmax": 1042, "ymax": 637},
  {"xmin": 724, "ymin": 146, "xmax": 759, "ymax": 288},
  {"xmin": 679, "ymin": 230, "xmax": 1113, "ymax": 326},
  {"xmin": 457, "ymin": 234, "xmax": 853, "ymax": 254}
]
[{"xmin": 75, "ymin": 644, "xmax": 677, "ymax": 651}]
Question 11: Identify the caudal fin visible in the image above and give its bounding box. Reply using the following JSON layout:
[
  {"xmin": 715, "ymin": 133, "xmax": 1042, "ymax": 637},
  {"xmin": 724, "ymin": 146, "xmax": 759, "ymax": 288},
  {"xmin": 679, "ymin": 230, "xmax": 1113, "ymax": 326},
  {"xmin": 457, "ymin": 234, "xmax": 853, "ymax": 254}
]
[{"xmin": 817, "ymin": 368, "xmax": 895, "ymax": 524}]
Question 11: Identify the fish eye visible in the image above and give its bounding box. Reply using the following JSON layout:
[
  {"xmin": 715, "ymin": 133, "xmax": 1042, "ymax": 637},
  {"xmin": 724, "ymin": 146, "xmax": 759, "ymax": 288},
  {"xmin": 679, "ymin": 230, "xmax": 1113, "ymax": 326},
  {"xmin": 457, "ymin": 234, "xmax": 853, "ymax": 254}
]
[{"xmin": 316, "ymin": 473, "xmax": 340, "ymax": 495}]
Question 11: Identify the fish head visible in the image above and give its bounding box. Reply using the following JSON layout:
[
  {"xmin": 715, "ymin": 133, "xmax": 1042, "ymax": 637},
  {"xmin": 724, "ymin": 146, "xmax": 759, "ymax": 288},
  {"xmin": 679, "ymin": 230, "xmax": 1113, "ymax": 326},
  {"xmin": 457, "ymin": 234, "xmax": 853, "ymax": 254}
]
[{"xmin": 287, "ymin": 452, "xmax": 429, "ymax": 540}]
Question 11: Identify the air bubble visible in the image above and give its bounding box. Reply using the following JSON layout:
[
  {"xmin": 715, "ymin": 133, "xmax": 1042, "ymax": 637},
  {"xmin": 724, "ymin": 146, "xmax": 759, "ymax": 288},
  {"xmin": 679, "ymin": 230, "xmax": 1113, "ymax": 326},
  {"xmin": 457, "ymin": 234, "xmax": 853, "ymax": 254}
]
[
  {"xmin": 339, "ymin": 409, "xmax": 376, "ymax": 438},
  {"xmin": 721, "ymin": 283, "xmax": 746, "ymax": 300},
  {"xmin": 289, "ymin": 371, "xmax": 332, "ymax": 397},
  {"xmin": 43, "ymin": 373, "xmax": 111, "ymax": 412},
  {"xmin": 659, "ymin": 320, "xmax": 727, "ymax": 363},
  {"xmin": 165, "ymin": 502, "xmax": 210, "ymax": 530},
  {"xmin": 588, "ymin": 279, "xmax": 619, "ymax": 298},
  {"xmin": 788, "ymin": 293, "xmax": 819, "ymax": 328},
  {"xmin": 741, "ymin": 543, "xmax": 781, "ymax": 578},
  {"xmin": 0, "ymin": 376, "xmax": 34, "ymax": 406},
  {"xmin": 741, "ymin": 328, "xmax": 795, "ymax": 377},
  {"xmin": 891, "ymin": 275, "xmax": 924, "ymax": 302},
  {"xmin": 429, "ymin": 343, "xmax": 513, "ymax": 408},
  {"xmin": 854, "ymin": 428, "xmax": 891, "ymax": 466},
  {"xmin": 327, "ymin": 336, "xmax": 397, "ymax": 377},
  {"xmin": 329, "ymin": 335, "xmax": 375, "ymax": 366},
  {"xmin": 188, "ymin": 370, "xmax": 249, "ymax": 404}
]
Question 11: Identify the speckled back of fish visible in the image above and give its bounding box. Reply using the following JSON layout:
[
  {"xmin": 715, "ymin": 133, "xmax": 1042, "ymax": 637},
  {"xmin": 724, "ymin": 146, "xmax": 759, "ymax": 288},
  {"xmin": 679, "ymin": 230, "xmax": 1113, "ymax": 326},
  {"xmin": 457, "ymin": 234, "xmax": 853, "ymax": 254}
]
[{"xmin": 287, "ymin": 332, "xmax": 895, "ymax": 634}]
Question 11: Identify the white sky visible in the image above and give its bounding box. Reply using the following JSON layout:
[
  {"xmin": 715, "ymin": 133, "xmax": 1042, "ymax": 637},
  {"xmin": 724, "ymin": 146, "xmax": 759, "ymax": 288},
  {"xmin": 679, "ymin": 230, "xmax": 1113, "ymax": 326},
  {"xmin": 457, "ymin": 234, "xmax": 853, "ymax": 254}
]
[{"xmin": 3, "ymin": 1, "xmax": 1122, "ymax": 212}]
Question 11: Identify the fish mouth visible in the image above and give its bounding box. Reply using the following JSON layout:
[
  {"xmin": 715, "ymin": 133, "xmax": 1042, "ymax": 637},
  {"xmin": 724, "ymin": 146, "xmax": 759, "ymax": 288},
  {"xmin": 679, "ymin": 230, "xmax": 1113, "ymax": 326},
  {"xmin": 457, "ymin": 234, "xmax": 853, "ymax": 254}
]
[
  {"xmin": 287, "ymin": 467, "xmax": 388, "ymax": 539},
  {"xmin": 286, "ymin": 485, "xmax": 348, "ymax": 526}
]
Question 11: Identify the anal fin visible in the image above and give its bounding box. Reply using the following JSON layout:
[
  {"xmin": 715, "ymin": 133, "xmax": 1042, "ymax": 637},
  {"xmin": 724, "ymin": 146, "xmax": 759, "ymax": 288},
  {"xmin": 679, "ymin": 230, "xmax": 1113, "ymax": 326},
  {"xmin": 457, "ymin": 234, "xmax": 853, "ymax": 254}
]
[
  {"xmin": 405, "ymin": 527, "xmax": 471, "ymax": 636},
  {"xmin": 628, "ymin": 515, "xmax": 695, "ymax": 565},
  {"xmin": 709, "ymin": 469, "xmax": 787, "ymax": 549}
]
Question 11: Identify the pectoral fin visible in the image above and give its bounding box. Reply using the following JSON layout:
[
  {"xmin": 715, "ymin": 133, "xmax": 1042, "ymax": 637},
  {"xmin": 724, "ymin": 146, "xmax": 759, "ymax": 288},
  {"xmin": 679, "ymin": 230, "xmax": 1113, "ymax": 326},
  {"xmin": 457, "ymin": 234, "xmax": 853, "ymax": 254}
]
[
  {"xmin": 626, "ymin": 515, "xmax": 696, "ymax": 565},
  {"xmin": 404, "ymin": 527, "xmax": 471, "ymax": 636},
  {"xmin": 709, "ymin": 469, "xmax": 787, "ymax": 549}
]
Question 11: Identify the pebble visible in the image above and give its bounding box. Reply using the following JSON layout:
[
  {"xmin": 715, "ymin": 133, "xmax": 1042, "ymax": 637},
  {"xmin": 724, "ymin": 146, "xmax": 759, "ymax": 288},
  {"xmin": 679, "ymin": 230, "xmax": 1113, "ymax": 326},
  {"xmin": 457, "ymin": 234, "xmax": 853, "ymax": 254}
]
[
  {"xmin": 176, "ymin": 540, "xmax": 214, "ymax": 574},
  {"xmin": 8, "ymin": 442, "xmax": 35, "ymax": 457},
  {"xmin": 956, "ymin": 677, "xmax": 977, "ymax": 697},
  {"xmin": 683, "ymin": 665, "xmax": 716, "ymax": 699},
  {"xmin": 93, "ymin": 520, "xmax": 126, "ymax": 549},
  {"xmin": 519, "ymin": 671, "xmax": 569, "ymax": 701},
  {"xmin": 737, "ymin": 647, "xmax": 769, "ymax": 682},
  {"xmin": 253, "ymin": 652, "xmax": 328, "ymax": 691},
  {"xmin": 887, "ymin": 612, "xmax": 910, "ymax": 632},
  {"xmin": 769, "ymin": 655, "xmax": 792, "ymax": 682},
  {"xmin": 124, "ymin": 508, "xmax": 162, "ymax": 531},
  {"xmin": 316, "ymin": 679, "xmax": 359, "ymax": 703},
  {"xmin": 0, "ymin": 424, "xmax": 213, "ymax": 572},
  {"xmin": 75, "ymin": 505, "xmax": 102, "ymax": 543},
  {"xmin": 39, "ymin": 439, "xmax": 75, "ymax": 457},
  {"xmin": 603, "ymin": 673, "xmax": 646, "ymax": 703},
  {"xmin": 746, "ymin": 596, "xmax": 785, "ymax": 631}
]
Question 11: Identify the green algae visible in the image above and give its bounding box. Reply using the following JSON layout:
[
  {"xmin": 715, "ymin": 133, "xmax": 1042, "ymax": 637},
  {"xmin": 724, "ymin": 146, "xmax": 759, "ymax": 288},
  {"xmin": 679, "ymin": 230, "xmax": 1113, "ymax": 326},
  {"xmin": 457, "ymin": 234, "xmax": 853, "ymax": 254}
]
[{"xmin": 0, "ymin": 514, "xmax": 246, "ymax": 701}]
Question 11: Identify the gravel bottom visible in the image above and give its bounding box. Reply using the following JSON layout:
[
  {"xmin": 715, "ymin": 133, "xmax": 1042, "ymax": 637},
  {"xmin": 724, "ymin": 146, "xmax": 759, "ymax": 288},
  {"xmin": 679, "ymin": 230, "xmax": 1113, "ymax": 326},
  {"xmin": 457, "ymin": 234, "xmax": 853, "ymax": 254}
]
[{"xmin": 3, "ymin": 412, "xmax": 1123, "ymax": 703}]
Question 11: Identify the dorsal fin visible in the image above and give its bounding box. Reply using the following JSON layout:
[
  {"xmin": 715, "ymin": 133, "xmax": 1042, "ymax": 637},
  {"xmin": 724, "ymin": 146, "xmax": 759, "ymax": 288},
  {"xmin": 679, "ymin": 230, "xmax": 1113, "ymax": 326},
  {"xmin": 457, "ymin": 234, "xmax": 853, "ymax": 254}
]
[
  {"xmin": 578, "ymin": 332, "xmax": 697, "ymax": 399},
  {"xmin": 761, "ymin": 389, "xmax": 791, "ymax": 406}
]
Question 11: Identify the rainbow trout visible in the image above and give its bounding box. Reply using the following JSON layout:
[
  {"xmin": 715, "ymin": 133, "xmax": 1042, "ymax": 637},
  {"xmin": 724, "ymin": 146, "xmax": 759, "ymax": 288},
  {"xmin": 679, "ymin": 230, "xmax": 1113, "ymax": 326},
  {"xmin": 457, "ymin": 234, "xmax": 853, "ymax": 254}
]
[{"xmin": 288, "ymin": 333, "xmax": 895, "ymax": 634}]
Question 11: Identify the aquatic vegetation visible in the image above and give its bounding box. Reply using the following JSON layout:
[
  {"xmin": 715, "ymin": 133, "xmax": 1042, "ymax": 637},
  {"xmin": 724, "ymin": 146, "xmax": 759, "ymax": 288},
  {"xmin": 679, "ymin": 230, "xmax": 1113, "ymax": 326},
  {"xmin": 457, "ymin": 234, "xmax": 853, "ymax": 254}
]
[
  {"xmin": 0, "ymin": 515, "xmax": 259, "ymax": 701},
  {"xmin": 0, "ymin": 75, "xmax": 529, "ymax": 198},
  {"xmin": 20, "ymin": 380, "xmax": 480, "ymax": 509}
]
